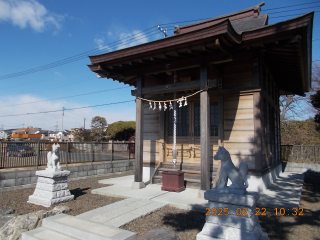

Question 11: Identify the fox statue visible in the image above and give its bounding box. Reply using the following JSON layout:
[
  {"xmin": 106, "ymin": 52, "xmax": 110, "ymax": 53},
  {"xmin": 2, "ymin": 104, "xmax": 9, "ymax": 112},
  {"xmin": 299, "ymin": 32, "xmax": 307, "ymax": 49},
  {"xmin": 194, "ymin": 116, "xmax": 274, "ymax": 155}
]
[
  {"xmin": 47, "ymin": 143, "xmax": 61, "ymax": 171},
  {"xmin": 213, "ymin": 146, "xmax": 249, "ymax": 189}
]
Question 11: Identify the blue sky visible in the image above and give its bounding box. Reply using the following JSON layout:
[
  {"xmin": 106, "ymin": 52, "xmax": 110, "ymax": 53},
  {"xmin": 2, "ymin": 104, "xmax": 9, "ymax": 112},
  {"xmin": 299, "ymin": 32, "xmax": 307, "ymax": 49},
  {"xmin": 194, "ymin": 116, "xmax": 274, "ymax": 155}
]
[{"xmin": 0, "ymin": 0, "xmax": 319, "ymax": 130}]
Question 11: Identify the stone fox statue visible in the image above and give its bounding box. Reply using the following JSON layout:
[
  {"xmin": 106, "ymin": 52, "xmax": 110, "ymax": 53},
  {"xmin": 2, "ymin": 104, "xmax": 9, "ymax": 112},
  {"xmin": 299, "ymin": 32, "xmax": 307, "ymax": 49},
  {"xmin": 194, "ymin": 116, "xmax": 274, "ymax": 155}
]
[
  {"xmin": 213, "ymin": 146, "xmax": 249, "ymax": 189},
  {"xmin": 47, "ymin": 143, "xmax": 61, "ymax": 171}
]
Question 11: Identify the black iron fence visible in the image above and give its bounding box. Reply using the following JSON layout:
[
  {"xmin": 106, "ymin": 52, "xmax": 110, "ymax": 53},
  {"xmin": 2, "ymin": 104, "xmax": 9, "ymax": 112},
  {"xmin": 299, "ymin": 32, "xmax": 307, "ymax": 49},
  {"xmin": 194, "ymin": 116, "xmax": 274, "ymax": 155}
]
[
  {"xmin": 0, "ymin": 141, "xmax": 135, "ymax": 169},
  {"xmin": 281, "ymin": 145, "xmax": 320, "ymax": 164}
]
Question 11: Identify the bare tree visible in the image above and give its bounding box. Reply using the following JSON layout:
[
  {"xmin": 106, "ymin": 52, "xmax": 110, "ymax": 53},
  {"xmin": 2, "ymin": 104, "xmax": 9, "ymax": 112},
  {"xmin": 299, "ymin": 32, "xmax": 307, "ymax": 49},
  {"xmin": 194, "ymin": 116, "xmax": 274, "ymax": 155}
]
[
  {"xmin": 280, "ymin": 63, "xmax": 320, "ymax": 122},
  {"xmin": 70, "ymin": 128, "xmax": 85, "ymax": 142}
]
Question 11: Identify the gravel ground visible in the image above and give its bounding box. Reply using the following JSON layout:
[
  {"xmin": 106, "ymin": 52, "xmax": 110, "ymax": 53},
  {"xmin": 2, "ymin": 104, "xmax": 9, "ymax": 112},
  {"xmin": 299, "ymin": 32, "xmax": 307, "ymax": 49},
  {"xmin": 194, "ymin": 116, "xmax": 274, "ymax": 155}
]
[
  {"xmin": 0, "ymin": 171, "xmax": 132, "ymax": 217},
  {"xmin": 121, "ymin": 171, "xmax": 320, "ymax": 240},
  {"xmin": 0, "ymin": 170, "xmax": 319, "ymax": 240}
]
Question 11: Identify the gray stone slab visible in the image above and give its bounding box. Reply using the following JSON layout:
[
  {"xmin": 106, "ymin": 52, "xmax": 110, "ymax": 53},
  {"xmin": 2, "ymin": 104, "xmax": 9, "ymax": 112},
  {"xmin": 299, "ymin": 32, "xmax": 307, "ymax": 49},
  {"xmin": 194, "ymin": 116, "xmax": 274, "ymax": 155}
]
[
  {"xmin": 207, "ymin": 202, "xmax": 255, "ymax": 217},
  {"xmin": 35, "ymin": 170, "xmax": 71, "ymax": 178},
  {"xmin": 28, "ymin": 195, "xmax": 74, "ymax": 208},
  {"xmin": 199, "ymin": 222, "xmax": 265, "ymax": 240},
  {"xmin": 77, "ymin": 198, "xmax": 139, "ymax": 220},
  {"xmin": 205, "ymin": 214, "xmax": 259, "ymax": 231},
  {"xmin": 42, "ymin": 213, "xmax": 136, "ymax": 240},
  {"xmin": 204, "ymin": 191, "xmax": 259, "ymax": 208},
  {"xmin": 21, "ymin": 227, "xmax": 78, "ymax": 240}
]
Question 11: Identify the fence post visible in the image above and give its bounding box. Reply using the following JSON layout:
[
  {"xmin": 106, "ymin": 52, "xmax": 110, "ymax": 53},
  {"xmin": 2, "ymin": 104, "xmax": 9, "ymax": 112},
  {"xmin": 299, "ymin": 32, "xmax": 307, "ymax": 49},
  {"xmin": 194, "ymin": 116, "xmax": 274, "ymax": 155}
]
[
  {"xmin": 36, "ymin": 141, "xmax": 40, "ymax": 169},
  {"xmin": 111, "ymin": 141, "xmax": 114, "ymax": 163},
  {"xmin": 91, "ymin": 142, "xmax": 94, "ymax": 165},
  {"xmin": 0, "ymin": 141, "xmax": 2, "ymax": 169},
  {"xmin": 66, "ymin": 142, "xmax": 69, "ymax": 168}
]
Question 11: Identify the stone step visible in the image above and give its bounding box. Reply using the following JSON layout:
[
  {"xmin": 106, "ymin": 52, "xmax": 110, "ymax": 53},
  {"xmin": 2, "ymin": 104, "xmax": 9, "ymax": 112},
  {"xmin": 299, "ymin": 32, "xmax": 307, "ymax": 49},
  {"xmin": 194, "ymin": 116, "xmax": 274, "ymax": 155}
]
[
  {"xmin": 21, "ymin": 226, "xmax": 78, "ymax": 240},
  {"xmin": 42, "ymin": 213, "xmax": 136, "ymax": 240}
]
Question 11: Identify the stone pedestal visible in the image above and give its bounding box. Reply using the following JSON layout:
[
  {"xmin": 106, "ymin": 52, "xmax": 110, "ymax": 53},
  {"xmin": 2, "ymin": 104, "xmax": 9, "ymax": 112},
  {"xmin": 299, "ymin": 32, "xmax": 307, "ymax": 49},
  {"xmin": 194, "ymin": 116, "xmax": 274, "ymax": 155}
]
[
  {"xmin": 197, "ymin": 188, "xmax": 268, "ymax": 240},
  {"xmin": 161, "ymin": 171, "xmax": 185, "ymax": 192},
  {"xmin": 28, "ymin": 170, "xmax": 74, "ymax": 207}
]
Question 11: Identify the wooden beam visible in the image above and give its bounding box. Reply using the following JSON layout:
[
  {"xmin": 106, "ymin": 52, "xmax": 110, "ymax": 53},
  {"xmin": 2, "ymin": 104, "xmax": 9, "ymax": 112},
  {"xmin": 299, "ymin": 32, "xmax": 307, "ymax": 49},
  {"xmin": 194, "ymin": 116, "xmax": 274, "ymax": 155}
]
[
  {"xmin": 200, "ymin": 64, "xmax": 210, "ymax": 191},
  {"xmin": 253, "ymin": 58, "xmax": 259, "ymax": 86},
  {"xmin": 218, "ymin": 96, "xmax": 224, "ymax": 147},
  {"xmin": 134, "ymin": 76, "xmax": 144, "ymax": 183},
  {"xmin": 142, "ymin": 79, "xmax": 217, "ymax": 95},
  {"xmin": 253, "ymin": 92, "xmax": 262, "ymax": 171},
  {"xmin": 122, "ymin": 53, "xmax": 232, "ymax": 77}
]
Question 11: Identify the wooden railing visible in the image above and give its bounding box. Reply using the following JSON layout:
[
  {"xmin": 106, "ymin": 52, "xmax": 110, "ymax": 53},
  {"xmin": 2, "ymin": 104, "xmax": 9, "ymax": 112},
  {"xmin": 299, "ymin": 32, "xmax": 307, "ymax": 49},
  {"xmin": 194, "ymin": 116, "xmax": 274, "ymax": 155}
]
[
  {"xmin": 281, "ymin": 145, "xmax": 320, "ymax": 164},
  {"xmin": 0, "ymin": 141, "xmax": 135, "ymax": 169}
]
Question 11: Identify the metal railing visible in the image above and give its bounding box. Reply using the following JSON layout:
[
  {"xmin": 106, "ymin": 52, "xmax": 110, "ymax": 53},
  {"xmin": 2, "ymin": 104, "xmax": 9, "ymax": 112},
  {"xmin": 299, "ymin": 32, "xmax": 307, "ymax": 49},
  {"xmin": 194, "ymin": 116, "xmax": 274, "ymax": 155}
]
[
  {"xmin": 0, "ymin": 141, "xmax": 135, "ymax": 169},
  {"xmin": 281, "ymin": 145, "xmax": 320, "ymax": 164}
]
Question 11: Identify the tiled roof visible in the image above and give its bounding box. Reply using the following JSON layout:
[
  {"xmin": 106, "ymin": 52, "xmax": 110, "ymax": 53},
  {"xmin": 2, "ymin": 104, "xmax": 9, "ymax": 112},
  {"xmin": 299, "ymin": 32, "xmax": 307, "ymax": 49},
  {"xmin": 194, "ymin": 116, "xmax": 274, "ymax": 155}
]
[{"xmin": 230, "ymin": 14, "xmax": 268, "ymax": 34}]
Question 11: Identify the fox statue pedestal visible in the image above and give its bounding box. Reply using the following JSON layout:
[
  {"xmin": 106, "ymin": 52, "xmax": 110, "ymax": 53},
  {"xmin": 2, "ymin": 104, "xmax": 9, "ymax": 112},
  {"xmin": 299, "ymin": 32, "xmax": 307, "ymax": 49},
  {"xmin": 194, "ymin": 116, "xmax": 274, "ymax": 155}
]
[
  {"xmin": 28, "ymin": 143, "xmax": 74, "ymax": 207},
  {"xmin": 197, "ymin": 146, "xmax": 268, "ymax": 240},
  {"xmin": 197, "ymin": 189, "xmax": 268, "ymax": 240},
  {"xmin": 28, "ymin": 169, "xmax": 74, "ymax": 207}
]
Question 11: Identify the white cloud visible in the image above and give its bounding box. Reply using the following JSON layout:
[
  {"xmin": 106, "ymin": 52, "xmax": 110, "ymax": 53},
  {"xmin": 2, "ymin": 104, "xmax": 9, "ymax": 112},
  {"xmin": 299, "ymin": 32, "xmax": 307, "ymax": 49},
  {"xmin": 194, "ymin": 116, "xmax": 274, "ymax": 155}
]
[
  {"xmin": 94, "ymin": 29, "xmax": 149, "ymax": 52},
  {"xmin": 0, "ymin": 0, "xmax": 64, "ymax": 32},
  {"xmin": 117, "ymin": 30, "xmax": 149, "ymax": 50},
  {"xmin": 94, "ymin": 37, "xmax": 112, "ymax": 51},
  {"xmin": 0, "ymin": 94, "xmax": 136, "ymax": 130}
]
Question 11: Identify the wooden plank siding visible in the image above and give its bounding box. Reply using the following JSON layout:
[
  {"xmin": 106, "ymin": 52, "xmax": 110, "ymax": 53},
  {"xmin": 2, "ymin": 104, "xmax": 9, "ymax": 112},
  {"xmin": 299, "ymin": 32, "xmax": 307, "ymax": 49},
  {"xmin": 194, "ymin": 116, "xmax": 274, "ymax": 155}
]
[
  {"xmin": 143, "ymin": 102, "xmax": 161, "ymax": 166},
  {"xmin": 223, "ymin": 94, "xmax": 255, "ymax": 169}
]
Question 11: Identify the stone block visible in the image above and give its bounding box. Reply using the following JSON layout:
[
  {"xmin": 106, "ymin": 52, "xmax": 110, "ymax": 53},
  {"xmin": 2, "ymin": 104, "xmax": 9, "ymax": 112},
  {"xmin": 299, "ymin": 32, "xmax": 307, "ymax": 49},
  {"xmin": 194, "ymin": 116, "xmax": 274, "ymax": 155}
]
[
  {"xmin": 16, "ymin": 170, "xmax": 32, "ymax": 179},
  {"xmin": 0, "ymin": 172, "xmax": 16, "ymax": 180},
  {"xmin": 69, "ymin": 171, "xmax": 78, "ymax": 179},
  {"xmin": 35, "ymin": 170, "xmax": 71, "ymax": 178},
  {"xmin": 30, "ymin": 176, "xmax": 38, "ymax": 184},
  {"xmin": 16, "ymin": 177, "xmax": 31, "ymax": 186},
  {"xmin": 207, "ymin": 202, "xmax": 255, "ymax": 217},
  {"xmin": 198, "ymin": 191, "xmax": 267, "ymax": 240},
  {"xmin": 0, "ymin": 179, "xmax": 16, "ymax": 188},
  {"xmin": 97, "ymin": 169, "xmax": 105, "ymax": 175},
  {"xmin": 77, "ymin": 171, "xmax": 87, "ymax": 178},
  {"xmin": 199, "ymin": 222, "xmax": 264, "ymax": 240},
  {"xmin": 204, "ymin": 190, "xmax": 259, "ymax": 208}
]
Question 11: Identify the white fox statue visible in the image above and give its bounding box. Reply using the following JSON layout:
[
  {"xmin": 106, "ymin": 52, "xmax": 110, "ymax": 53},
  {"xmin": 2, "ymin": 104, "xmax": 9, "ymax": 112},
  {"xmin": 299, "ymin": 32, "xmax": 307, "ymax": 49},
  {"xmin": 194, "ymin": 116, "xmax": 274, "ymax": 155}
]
[
  {"xmin": 213, "ymin": 146, "xmax": 248, "ymax": 189},
  {"xmin": 47, "ymin": 143, "xmax": 61, "ymax": 171}
]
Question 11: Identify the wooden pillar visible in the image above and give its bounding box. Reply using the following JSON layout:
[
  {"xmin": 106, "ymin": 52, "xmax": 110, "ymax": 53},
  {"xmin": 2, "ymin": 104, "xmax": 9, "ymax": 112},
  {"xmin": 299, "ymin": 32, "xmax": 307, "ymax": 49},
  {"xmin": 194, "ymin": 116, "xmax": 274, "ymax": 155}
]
[
  {"xmin": 132, "ymin": 76, "xmax": 145, "ymax": 189},
  {"xmin": 218, "ymin": 96, "xmax": 224, "ymax": 147},
  {"xmin": 159, "ymin": 111, "xmax": 165, "ymax": 163},
  {"xmin": 200, "ymin": 65, "xmax": 210, "ymax": 191},
  {"xmin": 254, "ymin": 92, "xmax": 262, "ymax": 171}
]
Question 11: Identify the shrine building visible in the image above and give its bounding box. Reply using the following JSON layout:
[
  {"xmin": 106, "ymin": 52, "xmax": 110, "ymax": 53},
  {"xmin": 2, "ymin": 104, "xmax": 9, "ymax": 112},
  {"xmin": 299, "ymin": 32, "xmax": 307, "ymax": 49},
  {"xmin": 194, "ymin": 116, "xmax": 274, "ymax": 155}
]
[{"xmin": 87, "ymin": 2, "xmax": 314, "ymax": 193}]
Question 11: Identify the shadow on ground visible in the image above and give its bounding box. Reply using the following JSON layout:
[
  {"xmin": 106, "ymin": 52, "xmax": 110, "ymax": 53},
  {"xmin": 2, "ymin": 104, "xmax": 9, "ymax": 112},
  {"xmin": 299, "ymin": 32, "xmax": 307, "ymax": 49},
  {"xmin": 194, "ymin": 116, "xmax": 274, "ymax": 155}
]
[{"xmin": 70, "ymin": 187, "xmax": 90, "ymax": 200}]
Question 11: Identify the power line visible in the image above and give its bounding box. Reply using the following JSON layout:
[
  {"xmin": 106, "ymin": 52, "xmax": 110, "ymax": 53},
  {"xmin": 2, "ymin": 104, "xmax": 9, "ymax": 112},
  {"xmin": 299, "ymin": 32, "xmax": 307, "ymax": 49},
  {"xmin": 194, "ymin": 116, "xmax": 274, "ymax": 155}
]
[
  {"xmin": 266, "ymin": 5, "xmax": 320, "ymax": 14},
  {"xmin": 0, "ymin": 1, "xmax": 317, "ymax": 81},
  {"xmin": 269, "ymin": 12, "xmax": 317, "ymax": 19},
  {"xmin": 0, "ymin": 27, "xmax": 174, "ymax": 81},
  {"xmin": 0, "ymin": 86, "xmax": 130, "ymax": 108},
  {"xmin": 0, "ymin": 100, "xmax": 135, "ymax": 118},
  {"xmin": 264, "ymin": 0, "xmax": 320, "ymax": 11}
]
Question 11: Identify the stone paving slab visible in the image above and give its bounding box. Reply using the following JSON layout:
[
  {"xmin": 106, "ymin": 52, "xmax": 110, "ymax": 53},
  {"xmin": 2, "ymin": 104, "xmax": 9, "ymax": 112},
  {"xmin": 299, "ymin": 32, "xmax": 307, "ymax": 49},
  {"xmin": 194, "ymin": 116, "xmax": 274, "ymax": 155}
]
[
  {"xmin": 21, "ymin": 226, "xmax": 78, "ymax": 240},
  {"xmin": 258, "ymin": 172, "xmax": 305, "ymax": 208},
  {"xmin": 76, "ymin": 198, "xmax": 168, "ymax": 228},
  {"xmin": 42, "ymin": 213, "xmax": 136, "ymax": 240}
]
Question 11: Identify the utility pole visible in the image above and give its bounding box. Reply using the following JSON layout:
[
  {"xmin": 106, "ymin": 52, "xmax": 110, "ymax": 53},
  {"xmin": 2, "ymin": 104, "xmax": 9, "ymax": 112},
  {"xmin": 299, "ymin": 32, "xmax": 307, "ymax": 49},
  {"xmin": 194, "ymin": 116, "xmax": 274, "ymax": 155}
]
[
  {"xmin": 61, "ymin": 107, "xmax": 64, "ymax": 142},
  {"xmin": 84, "ymin": 118, "xmax": 86, "ymax": 129}
]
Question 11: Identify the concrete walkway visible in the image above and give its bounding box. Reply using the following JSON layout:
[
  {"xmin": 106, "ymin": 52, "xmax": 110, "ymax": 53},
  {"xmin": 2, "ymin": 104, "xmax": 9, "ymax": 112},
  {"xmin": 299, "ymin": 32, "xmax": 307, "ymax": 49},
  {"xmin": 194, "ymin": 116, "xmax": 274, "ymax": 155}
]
[
  {"xmin": 92, "ymin": 171, "xmax": 305, "ymax": 213},
  {"xmin": 22, "ymin": 171, "xmax": 305, "ymax": 239}
]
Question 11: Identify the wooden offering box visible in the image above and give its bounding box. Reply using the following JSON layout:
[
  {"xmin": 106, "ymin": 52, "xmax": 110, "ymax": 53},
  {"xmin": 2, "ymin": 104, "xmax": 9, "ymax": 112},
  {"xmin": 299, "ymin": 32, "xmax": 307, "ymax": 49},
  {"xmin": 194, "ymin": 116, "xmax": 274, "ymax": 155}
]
[{"xmin": 161, "ymin": 171, "xmax": 185, "ymax": 192}]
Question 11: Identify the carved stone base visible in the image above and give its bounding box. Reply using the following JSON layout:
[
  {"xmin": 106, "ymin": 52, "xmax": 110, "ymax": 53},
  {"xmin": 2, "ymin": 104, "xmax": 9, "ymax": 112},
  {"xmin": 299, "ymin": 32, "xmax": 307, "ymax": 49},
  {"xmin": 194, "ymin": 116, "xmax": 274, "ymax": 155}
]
[
  {"xmin": 28, "ymin": 170, "xmax": 74, "ymax": 207},
  {"xmin": 197, "ymin": 188, "xmax": 268, "ymax": 240}
]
